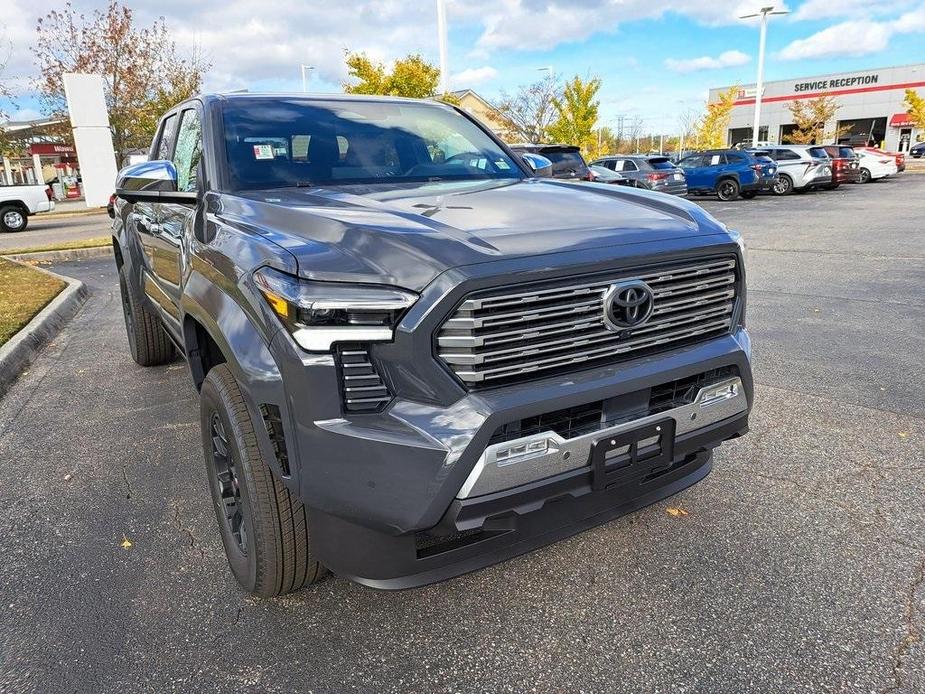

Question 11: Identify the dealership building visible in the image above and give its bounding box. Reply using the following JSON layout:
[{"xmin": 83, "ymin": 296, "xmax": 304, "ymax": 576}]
[{"xmin": 710, "ymin": 63, "xmax": 925, "ymax": 152}]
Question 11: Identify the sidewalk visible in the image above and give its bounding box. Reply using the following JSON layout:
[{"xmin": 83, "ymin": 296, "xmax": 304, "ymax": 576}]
[{"xmin": 49, "ymin": 199, "xmax": 107, "ymax": 216}]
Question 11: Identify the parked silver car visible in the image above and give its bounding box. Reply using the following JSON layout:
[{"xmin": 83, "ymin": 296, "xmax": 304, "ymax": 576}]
[
  {"xmin": 590, "ymin": 155, "xmax": 688, "ymax": 196},
  {"xmin": 754, "ymin": 145, "xmax": 832, "ymax": 196}
]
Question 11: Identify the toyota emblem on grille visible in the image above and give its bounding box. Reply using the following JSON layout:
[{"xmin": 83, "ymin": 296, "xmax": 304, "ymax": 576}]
[{"xmin": 603, "ymin": 280, "xmax": 655, "ymax": 331}]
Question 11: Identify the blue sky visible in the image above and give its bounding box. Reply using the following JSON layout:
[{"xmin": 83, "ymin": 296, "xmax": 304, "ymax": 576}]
[{"xmin": 2, "ymin": 0, "xmax": 924, "ymax": 134}]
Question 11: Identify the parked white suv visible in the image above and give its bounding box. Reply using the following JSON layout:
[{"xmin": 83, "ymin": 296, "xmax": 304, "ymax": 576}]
[
  {"xmin": 758, "ymin": 145, "xmax": 833, "ymax": 196},
  {"xmin": 0, "ymin": 183, "xmax": 55, "ymax": 232}
]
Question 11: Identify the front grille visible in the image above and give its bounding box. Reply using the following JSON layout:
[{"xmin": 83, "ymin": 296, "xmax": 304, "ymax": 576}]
[
  {"xmin": 337, "ymin": 347, "xmax": 392, "ymax": 412},
  {"xmin": 437, "ymin": 256, "xmax": 738, "ymax": 387},
  {"xmin": 487, "ymin": 366, "xmax": 738, "ymax": 446}
]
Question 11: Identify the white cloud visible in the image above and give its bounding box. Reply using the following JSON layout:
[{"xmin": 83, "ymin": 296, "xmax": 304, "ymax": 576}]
[
  {"xmin": 779, "ymin": 7, "xmax": 925, "ymax": 60},
  {"xmin": 449, "ymin": 66, "xmax": 498, "ymax": 88},
  {"xmin": 791, "ymin": 0, "xmax": 918, "ymax": 21},
  {"xmin": 664, "ymin": 50, "xmax": 751, "ymax": 73},
  {"xmin": 469, "ymin": 1, "xmax": 790, "ymax": 52}
]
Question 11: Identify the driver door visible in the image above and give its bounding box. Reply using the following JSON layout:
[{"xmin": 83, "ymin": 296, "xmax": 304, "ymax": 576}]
[{"xmin": 147, "ymin": 105, "xmax": 203, "ymax": 341}]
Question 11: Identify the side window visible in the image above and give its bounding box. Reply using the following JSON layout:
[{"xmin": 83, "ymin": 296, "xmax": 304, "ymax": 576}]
[
  {"xmin": 173, "ymin": 108, "xmax": 203, "ymax": 193},
  {"xmin": 622, "ymin": 160, "xmax": 639, "ymax": 172},
  {"xmin": 156, "ymin": 114, "xmax": 178, "ymax": 160},
  {"xmin": 777, "ymin": 149, "xmax": 800, "ymax": 161},
  {"xmin": 726, "ymin": 152, "xmax": 744, "ymax": 163}
]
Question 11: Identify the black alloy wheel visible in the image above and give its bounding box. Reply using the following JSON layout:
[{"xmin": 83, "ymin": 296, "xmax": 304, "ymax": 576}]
[
  {"xmin": 716, "ymin": 178, "xmax": 740, "ymax": 201},
  {"xmin": 209, "ymin": 412, "xmax": 248, "ymax": 554}
]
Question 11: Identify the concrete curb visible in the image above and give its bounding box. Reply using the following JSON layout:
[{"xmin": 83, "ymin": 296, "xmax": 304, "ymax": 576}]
[
  {"xmin": 0, "ymin": 260, "xmax": 90, "ymax": 398},
  {"xmin": 42, "ymin": 209, "xmax": 108, "ymax": 220},
  {"xmin": 5, "ymin": 245, "xmax": 113, "ymax": 262}
]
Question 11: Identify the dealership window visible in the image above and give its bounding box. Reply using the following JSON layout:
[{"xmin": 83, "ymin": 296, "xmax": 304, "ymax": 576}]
[
  {"xmin": 728, "ymin": 126, "xmax": 767, "ymax": 146},
  {"xmin": 836, "ymin": 117, "xmax": 887, "ymax": 147}
]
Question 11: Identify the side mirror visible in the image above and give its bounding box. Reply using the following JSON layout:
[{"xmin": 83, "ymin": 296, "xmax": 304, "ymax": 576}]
[
  {"xmin": 115, "ymin": 159, "xmax": 198, "ymax": 205},
  {"xmin": 520, "ymin": 152, "xmax": 553, "ymax": 178}
]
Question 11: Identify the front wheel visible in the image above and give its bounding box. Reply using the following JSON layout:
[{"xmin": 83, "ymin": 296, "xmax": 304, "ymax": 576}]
[
  {"xmin": 740, "ymin": 191, "xmax": 757, "ymax": 199},
  {"xmin": 772, "ymin": 175, "xmax": 793, "ymax": 196},
  {"xmin": 859, "ymin": 168, "xmax": 872, "ymax": 184},
  {"xmin": 200, "ymin": 364, "xmax": 326, "ymax": 597},
  {"xmin": 716, "ymin": 178, "xmax": 740, "ymax": 201},
  {"xmin": 0, "ymin": 205, "xmax": 28, "ymax": 233}
]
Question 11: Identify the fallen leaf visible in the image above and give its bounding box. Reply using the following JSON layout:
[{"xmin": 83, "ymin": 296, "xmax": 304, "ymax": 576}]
[
  {"xmin": 666, "ymin": 507, "xmax": 689, "ymax": 517},
  {"xmin": 63, "ymin": 473, "xmax": 72, "ymax": 482},
  {"xmin": 898, "ymin": 432, "xmax": 909, "ymax": 439},
  {"xmin": 120, "ymin": 536, "xmax": 133, "ymax": 549}
]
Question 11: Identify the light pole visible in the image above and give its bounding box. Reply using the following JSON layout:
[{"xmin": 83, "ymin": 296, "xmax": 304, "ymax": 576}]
[
  {"xmin": 740, "ymin": 6, "xmax": 789, "ymax": 148},
  {"xmin": 436, "ymin": 0, "xmax": 449, "ymax": 94},
  {"xmin": 300, "ymin": 65, "xmax": 315, "ymax": 92}
]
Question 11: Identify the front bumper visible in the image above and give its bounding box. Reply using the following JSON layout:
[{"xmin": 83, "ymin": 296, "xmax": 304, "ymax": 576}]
[{"xmin": 268, "ymin": 322, "xmax": 752, "ymax": 587}]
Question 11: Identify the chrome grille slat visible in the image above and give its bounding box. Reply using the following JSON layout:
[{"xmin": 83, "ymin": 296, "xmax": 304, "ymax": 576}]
[
  {"xmin": 437, "ymin": 256, "xmax": 739, "ymax": 386},
  {"xmin": 441, "ymin": 305, "xmax": 733, "ymax": 366}
]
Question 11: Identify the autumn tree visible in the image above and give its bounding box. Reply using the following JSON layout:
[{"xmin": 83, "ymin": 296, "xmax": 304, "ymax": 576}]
[
  {"xmin": 343, "ymin": 52, "xmax": 456, "ymax": 103},
  {"xmin": 693, "ymin": 85, "xmax": 738, "ymax": 149},
  {"xmin": 547, "ymin": 75, "xmax": 601, "ymax": 156},
  {"xmin": 784, "ymin": 95, "xmax": 844, "ymax": 144},
  {"xmin": 32, "ymin": 2, "xmax": 209, "ymax": 162},
  {"xmin": 904, "ymin": 89, "xmax": 925, "ymax": 132},
  {"xmin": 494, "ymin": 73, "xmax": 562, "ymax": 143}
]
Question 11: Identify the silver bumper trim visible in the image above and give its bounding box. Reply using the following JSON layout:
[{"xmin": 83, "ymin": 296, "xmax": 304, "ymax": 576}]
[{"xmin": 456, "ymin": 377, "xmax": 747, "ymax": 499}]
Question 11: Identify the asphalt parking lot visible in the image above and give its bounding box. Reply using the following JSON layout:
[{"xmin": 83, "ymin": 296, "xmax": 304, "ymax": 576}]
[{"xmin": 1, "ymin": 177, "xmax": 923, "ymax": 693}]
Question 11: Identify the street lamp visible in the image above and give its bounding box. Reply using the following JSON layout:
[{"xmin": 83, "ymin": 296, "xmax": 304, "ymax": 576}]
[
  {"xmin": 300, "ymin": 65, "xmax": 315, "ymax": 92},
  {"xmin": 436, "ymin": 0, "xmax": 449, "ymax": 94},
  {"xmin": 739, "ymin": 5, "xmax": 789, "ymax": 148}
]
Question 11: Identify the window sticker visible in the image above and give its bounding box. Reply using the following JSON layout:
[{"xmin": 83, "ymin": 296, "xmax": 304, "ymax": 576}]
[
  {"xmin": 496, "ymin": 160, "xmax": 510, "ymax": 169},
  {"xmin": 253, "ymin": 144, "xmax": 274, "ymax": 160}
]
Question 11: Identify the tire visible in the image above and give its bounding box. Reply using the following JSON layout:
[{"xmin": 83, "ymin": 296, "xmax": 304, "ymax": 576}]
[
  {"xmin": 117, "ymin": 264, "xmax": 175, "ymax": 366},
  {"xmin": 859, "ymin": 168, "xmax": 872, "ymax": 184},
  {"xmin": 772, "ymin": 175, "xmax": 793, "ymax": 196},
  {"xmin": 0, "ymin": 205, "xmax": 28, "ymax": 232},
  {"xmin": 201, "ymin": 364, "xmax": 326, "ymax": 597},
  {"xmin": 716, "ymin": 178, "xmax": 739, "ymax": 201},
  {"xmin": 740, "ymin": 191, "xmax": 757, "ymax": 199}
]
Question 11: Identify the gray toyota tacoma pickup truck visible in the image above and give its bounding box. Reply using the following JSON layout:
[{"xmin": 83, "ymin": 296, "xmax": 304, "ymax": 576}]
[{"xmin": 113, "ymin": 93, "xmax": 752, "ymax": 594}]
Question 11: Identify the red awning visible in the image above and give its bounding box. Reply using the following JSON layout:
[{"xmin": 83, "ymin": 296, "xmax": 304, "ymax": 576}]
[{"xmin": 889, "ymin": 113, "xmax": 914, "ymax": 127}]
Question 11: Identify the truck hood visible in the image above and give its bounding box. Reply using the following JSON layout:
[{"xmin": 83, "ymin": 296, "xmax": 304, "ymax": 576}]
[{"xmin": 220, "ymin": 178, "xmax": 728, "ymax": 291}]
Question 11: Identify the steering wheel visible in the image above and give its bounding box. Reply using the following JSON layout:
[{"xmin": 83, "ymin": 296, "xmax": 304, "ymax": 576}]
[{"xmin": 443, "ymin": 152, "xmax": 484, "ymax": 168}]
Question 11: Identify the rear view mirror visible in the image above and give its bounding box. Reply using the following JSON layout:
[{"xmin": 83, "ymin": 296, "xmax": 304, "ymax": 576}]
[
  {"xmin": 520, "ymin": 153, "xmax": 553, "ymax": 178},
  {"xmin": 115, "ymin": 159, "xmax": 198, "ymax": 205}
]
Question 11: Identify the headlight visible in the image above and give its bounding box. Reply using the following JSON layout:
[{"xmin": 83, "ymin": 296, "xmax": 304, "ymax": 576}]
[
  {"xmin": 254, "ymin": 267, "xmax": 417, "ymax": 352},
  {"xmin": 734, "ymin": 232, "xmax": 748, "ymax": 269}
]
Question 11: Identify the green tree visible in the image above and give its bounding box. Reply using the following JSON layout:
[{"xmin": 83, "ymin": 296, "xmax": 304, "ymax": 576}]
[
  {"xmin": 784, "ymin": 95, "xmax": 845, "ymax": 144},
  {"xmin": 343, "ymin": 52, "xmax": 456, "ymax": 102},
  {"xmin": 693, "ymin": 85, "xmax": 738, "ymax": 149},
  {"xmin": 904, "ymin": 89, "xmax": 925, "ymax": 133},
  {"xmin": 32, "ymin": 2, "xmax": 209, "ymax": 162},
  {"xmin": 546, "ymin": 75, "xmax": 601, "ymax": 155}
]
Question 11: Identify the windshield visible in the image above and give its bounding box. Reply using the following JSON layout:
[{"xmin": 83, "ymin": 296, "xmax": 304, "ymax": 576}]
[{"xmin": 221, "ymin": 98, "xmax": 523, "ymax": 190}]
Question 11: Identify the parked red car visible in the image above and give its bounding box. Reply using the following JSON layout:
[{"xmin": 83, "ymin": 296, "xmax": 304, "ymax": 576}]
[
  {"xmin": 855, "ymin": 146, "xmax": 905, "ymax": 173},
  {"xmin": 821, "ymin": 145, "xmax": 860, "ymax": 186}
]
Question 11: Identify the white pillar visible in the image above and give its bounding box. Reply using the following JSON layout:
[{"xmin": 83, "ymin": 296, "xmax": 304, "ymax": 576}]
[{"xmin": 32, "ymin": 154, "xmax": 44, "ymax": 185}]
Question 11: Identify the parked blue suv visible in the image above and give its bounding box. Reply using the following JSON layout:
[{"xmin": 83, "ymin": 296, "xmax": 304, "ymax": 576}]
[{"xmin": 678, "ymin": 149, "xmax": 777, "ymax": 201}]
